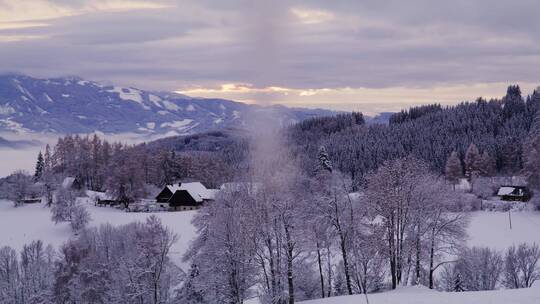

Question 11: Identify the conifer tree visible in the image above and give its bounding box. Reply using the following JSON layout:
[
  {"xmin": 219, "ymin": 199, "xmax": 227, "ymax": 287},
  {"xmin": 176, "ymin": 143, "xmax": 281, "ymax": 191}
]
[
  {"xmin": 464, "ymin": 143, "xmax": 481, "ymax": 180},
  {"xmin": 445, "ymin": 151, "xmax": 462, "ymax": 189},
  {"xmin": 34, "ymin": 151, "xmax": 44, "ymax": 181},
  {"xmin": 44, "ymin": 144, "xmax": 52, "ymax": 171},
  {"xmin": 316, "ymin": 146, "xmax": 333, "ymax": 173},
  {"xmin": 454, "ymin": 273, "xmax": 464, "ymax": 292}
]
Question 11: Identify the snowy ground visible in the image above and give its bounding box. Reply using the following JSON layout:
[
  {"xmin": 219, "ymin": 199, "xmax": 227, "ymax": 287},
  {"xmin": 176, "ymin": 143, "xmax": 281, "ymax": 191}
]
[
  {"xmin": 299, "ymin": 283, "xmax": 540, "ymax": 304},
  {"xmin": 467, "ymin": 210, "xmax": 540, "ymax": 250},
  {"xmin": 0, "ymin": 199, "xmax": 197, "ymax": 269},
  {"xmin": 1, "ymin": 200, "xmax": 539, "ymax": 267}
]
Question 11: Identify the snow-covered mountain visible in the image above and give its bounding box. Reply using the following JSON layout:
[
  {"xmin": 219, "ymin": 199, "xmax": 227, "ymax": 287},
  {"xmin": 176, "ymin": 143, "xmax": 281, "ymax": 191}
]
[{"xmin": 0, "ymin": 74, "xmax": 335, "ymax": 136}]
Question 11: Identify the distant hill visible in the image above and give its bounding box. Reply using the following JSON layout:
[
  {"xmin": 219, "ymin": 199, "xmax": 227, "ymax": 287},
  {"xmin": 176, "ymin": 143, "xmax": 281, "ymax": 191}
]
[
  {"xmin": 365, "ymin": 112, "xmax": 393, "ymax": 125},
  {"xmin": 0, "ymin": 136, "xmax": 39, "ymax": 149},
  {"xmin": 0, "ymin": 74, "xmax": 336, "ymax": 136}
]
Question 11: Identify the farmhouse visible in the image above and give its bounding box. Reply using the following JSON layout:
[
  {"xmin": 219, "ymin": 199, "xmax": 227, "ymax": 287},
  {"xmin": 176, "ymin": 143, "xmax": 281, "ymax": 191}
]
[
  {"xmin": 156, "ymin": 182, "xmax": 217, "ymax": 211},
  {"xmin": 497, "ymin": 186, "xmax": 531, "ymax": 202}
]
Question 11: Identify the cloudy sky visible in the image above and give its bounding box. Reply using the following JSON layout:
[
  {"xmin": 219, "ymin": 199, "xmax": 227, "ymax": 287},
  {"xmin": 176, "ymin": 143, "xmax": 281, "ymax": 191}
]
[{"xmin": 1, "ymin": 0, "xmax": 539, "ymax": 112}]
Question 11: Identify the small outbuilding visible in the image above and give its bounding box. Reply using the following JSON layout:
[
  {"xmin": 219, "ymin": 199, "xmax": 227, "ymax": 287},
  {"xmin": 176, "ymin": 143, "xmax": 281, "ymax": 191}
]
[{"xmin": 496, "ymin": 186, "xmax": 531, "ymax": 202}]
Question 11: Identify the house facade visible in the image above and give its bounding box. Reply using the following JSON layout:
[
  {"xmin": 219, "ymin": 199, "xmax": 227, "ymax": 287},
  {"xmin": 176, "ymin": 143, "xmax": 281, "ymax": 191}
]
[{"xmin": 155, "ymin": 182, "xmax": 217, "ymax": 211}]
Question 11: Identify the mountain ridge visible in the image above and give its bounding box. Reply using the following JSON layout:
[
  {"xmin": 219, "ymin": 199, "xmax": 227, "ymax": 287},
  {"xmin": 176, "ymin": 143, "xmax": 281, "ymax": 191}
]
[{"xmin": 0, "ymin": 74, "xmax": 336, "ymax": 136}]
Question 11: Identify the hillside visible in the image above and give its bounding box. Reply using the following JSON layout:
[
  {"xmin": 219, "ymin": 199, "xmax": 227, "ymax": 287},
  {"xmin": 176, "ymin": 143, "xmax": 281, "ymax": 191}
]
[{"xmin": 0, "ymin": 74, "xmax": 335, "ymax": 136}]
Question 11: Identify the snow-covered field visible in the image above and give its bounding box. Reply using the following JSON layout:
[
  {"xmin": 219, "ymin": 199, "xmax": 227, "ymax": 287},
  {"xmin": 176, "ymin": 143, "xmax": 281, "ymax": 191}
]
[
  {"xmin": 0, "ymin": 199, "xmax": 197, "ymax": 269},
  {"xmin": 2, "ymin": 200, "xmax": 539, "ymax": 267},
  {"xmin": 299, "ymin": 284, "xmax": 540, "ymax": 304},
  {"xmin": 467, "ymin": 210, "xmax": 540, "ymax": 250}
]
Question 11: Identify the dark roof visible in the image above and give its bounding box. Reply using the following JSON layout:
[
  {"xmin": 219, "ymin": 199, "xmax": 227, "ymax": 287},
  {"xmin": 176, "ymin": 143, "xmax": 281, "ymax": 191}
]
[
  {"xmin": 156, "ymin": 187, "xmax": 174, "ymax": 202},
  {"xmin": 167, "ymin": 190, "xmax": 200, "ymax": 207}
]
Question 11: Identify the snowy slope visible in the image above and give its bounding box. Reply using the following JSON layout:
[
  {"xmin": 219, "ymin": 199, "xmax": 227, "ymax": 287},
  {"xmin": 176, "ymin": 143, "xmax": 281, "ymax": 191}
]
[
  {"xmin": 0, "ymin": 74, "xmax": 335, "ymax": 136},
  {"xmin": 299, "ymin": 284, "xmax": 540, "ymax": 304}
]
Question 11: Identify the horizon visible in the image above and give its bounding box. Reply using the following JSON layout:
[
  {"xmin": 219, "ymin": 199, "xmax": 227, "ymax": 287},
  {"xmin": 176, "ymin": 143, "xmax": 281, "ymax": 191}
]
[{"xmin": 1, "ymin": 72, "xmax": 537, "ymax": 116}]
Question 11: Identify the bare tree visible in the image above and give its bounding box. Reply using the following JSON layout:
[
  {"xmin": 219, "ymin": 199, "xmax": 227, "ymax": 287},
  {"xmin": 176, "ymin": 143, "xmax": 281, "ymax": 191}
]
[
  {"xmin": 9, "ymin": 170, "xmax": 33, "ymax": 207},
  {"xmin": 503, "ymin": 243, "xmax": 540, "ymax": 289},
  {"xmin": 367, "ymin": 157, "xmax": 428, "ymax": 289},
  {"xmin": 452, "ymin": 247, "xmax": 503, "ymax": 291}
]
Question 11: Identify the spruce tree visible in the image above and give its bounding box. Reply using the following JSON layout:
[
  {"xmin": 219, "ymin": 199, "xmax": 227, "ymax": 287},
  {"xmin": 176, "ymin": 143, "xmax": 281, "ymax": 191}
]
[
  {"xmin": 43, "ymin": 144, "xmax": 52, "ymax": 171},
  {"xmin": 464, "ymin": 143, "xmax": 481, "ymax": 180},
  {"xmin": 316, "ymin": 146, "xmax": 333, "ymax": 173},
  {"xmin": 445, "ymin": 151, "xmax": 462, "ymax": 189},
  {"xmin": 454, "ymin": 273, "xmax": 464, "ymax": 292},
  {"xmin": 34, "ymin": 151, "xmax": 44, "ymax": 181}
]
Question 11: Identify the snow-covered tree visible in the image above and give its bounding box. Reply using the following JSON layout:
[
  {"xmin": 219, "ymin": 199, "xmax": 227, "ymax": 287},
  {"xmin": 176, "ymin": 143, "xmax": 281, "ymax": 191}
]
[
  {"xmin": 0, "ymin": 246, "xmax": 20, "ymax": 302},
  {"xmin": 367, "ymin": 157, "xmax": 430, "ymax": 289},
  {"xmin": 316, "ymin": 146, "xmax": 333, "ymax": 173},
  {"xmin": 69, "ymin": 204, "xmax": 91, "ymax": 232},
  {"xmin": 503, "ymin": 243, "xmax": 540, "ymax": 289},
  {"xmin": 51, "ymin": 187, "xmax": 77, "ymax": 224},
  {"xmin": 19, "ymin": 240, "xmax": 56, "ymax": 302},
  {"xmin": 451, "ymin": 247, "xmax": 503, "ymax": 291},
  {"xmin": 8, "ymin": 170, "xmax": 33, "ymax": 207},
  {"xmin": 185, "ymin": 187, "xmax": 257, "ymax": 304},
  {"xmin": 53, "ymin": 218, "xmax": 180, "ymax": 303}
]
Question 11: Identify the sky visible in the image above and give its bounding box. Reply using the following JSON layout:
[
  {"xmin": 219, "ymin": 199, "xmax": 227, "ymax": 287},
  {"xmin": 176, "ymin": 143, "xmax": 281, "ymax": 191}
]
[{"xmin": 0, "ymin": 0, "xmax": 539, "ymax": 110}]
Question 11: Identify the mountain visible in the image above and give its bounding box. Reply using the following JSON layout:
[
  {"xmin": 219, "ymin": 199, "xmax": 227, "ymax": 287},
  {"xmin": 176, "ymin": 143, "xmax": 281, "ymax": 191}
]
[{"xmin": 0, "ymin": 74, "xmax": 335, "ymax": 136}]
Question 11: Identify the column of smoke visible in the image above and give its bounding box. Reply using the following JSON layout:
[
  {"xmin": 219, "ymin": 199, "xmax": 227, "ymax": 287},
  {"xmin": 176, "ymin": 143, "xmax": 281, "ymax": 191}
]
[{"xmin": 240, "ymin": 1, "xmax": 297, "ymax": 182}]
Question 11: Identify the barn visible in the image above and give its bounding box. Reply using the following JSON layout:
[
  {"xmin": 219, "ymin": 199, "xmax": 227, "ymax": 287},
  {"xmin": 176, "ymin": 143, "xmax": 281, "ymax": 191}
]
[{"xmin": 155, "ymin": 182, "xmax": 217, "ymax": 211}]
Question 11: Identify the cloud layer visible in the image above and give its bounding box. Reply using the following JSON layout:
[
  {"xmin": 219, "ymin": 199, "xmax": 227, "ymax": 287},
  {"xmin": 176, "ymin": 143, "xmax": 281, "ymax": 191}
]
[{"xmin": 1, "ymin": 0, "xmax": 539, "ymax": 110}]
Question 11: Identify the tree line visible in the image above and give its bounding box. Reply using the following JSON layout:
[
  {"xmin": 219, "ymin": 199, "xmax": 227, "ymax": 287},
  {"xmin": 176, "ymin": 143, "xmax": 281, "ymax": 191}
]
[{"xmin": 288, "ymin": 85, "xmax": 539, "ymax": 188}]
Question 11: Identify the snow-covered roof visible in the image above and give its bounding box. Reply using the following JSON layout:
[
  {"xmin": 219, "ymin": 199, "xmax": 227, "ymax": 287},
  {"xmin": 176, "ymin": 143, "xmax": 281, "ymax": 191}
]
[
  {"xmin": 497, "ymin": 186, "xmax": 515, "ymax": 196},
  {"xmin": 166, "ymin": 182, "xmax": 217, "ymax": 202},
  {"xmin": 62, "ymin": 177, "xmax": 75, "ymax": 189}
]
